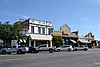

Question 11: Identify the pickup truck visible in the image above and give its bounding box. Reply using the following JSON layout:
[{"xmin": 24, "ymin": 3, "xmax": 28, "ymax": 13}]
[
  {"xmin": 0, "ymin": 45, "xmax": 29, "ymax": 54},
  {"xmin": 36, "ymin": 44, "xmax": 56, "ymax": 53}
]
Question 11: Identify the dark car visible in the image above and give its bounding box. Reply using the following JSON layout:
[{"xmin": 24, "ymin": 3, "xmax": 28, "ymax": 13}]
[{"xmin": 28, "ymin": 47, "xmax": 38, "ymax": 53}]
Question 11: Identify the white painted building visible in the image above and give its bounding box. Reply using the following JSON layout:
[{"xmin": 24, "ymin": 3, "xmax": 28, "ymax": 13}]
[{"xmin": 19, "ymin": 18, "xmax": 53, "ymax": 47}]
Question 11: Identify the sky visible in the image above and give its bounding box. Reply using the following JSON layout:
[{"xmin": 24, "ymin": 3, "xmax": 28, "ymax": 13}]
[{"xmin": 0, "ymin": 0, "xmax": 100, "ymax": 39}]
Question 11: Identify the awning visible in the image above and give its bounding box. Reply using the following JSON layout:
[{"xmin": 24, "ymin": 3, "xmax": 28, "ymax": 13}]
[
  {"xmin": 78, "ymin": 39, "xmax": 90, "ymax": 43},
  {"xmin": 20, "ymin": 39, "xmax": 23, "ymax": 42},
  {"xmin": 0, "ymin": 39, "xmax": 3, "ymax": 43},
  {"xmin": 26, "ymin": 34, "xmax": 53, "ymax": 40},
  {"xmin": 70, "ymin": 39, "xmax": 77, "ymax": 43},
  {"xmin": 20, "ymin": 39, "xmax": 26, "ymax": 43}
]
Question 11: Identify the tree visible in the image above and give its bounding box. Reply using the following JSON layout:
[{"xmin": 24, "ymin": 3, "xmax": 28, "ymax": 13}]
[
  {"xmin": 0, "ymin": 22, "xmax": 27, "ymax": 47},
  {"xmin": 0, "ymin": 22, "xmax": 12, "ymax": 46},
  {"xmin": 52, "ymin": 36, "xmax": 63, "ymax": 47}
]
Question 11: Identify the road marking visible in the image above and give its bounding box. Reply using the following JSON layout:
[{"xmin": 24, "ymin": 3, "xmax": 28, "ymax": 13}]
[
  {"xmin": 0, "ymin": 54, "xmax": 56, "ymax": 62},
  {"xmin": 0, "ymin": 51, "xmax": 96, "ymax": 62},
  {"xmin": 95, "ymin": 63, "xmax": 100, "ymax": 65},
  {"xmin": 0, "ymin": 53, "xmax": 80, "ymax": 62},
  {"xmin": 0, "ymin": 57, "xmax": 40, "ymax": 62}
]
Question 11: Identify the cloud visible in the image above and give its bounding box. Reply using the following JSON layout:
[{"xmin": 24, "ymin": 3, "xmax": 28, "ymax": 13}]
[
  {"xmin": 80, "ymin": 17, "xmax": 89, "ymax": 21},
  {"xmin": 84, "ymin": 25, "xmax": 93, "ymax": 28},
  {"xmin": 1, "ymin": 10, "xmax": 30, "ymax": 19},
  {"xmin": 5, "ymin": 0, "xmax": 9, "ymax": 2},
  {"xmin": 0, "ymin": 0, "xmax": 10, "ymax": 4},
  {"xmin": 97, "ymin": 0, "xmax": 100, "ymax": 3},
  {"xmin": 83, "ymin": 23, "xmax": 100, "ymax": 32},
  {"xmin": 21, "ymin": 15, "xmax": 30, "ymax": 19},
  {"xmin": 83, "ymin": 0, "xmax": 100, "ymax": 4},
  {"xmin": 95, "ymin": 24, "xmax": 100, "ymax": 28},
  {"xmin": 6, "ymin": 13, "xmax": 30, "ymax": 19}
]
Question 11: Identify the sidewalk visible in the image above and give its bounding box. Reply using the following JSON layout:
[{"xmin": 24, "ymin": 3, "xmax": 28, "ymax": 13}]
[{"xmin": 89, "ymin": 48, "xmax": 100, "ymax": 50}]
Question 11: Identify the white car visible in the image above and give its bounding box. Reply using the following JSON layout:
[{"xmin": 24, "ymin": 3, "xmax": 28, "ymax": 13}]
[
  {"xmin": 55, "ymin": 45, "xmax": 73, "ymax": 52},
  {"xmin": 35, "ymin": 44, "xmax": 55, "ymax": 53},
  {"xmin": 74, "ymin": 45, "xmax": 89, "ymax": 51}
]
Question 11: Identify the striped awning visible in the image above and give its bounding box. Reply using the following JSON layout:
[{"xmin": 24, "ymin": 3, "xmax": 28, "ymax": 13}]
[
  {"xmin": 20, "ymin": 39, "xmax": 26, "ymax": 43},
  {"xmin": 70, "ymin": 39, "xmax": 77, "ymax": 43}
]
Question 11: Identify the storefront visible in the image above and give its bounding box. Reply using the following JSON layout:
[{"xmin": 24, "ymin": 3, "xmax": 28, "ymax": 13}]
[
  {"xmin": 78, "ymin": 39, "xmax": 91, "ymax": 48},
  {"xmin": 63, "ymin": 37, "xmax": 78, "ymax": 48},
  {"xmin": 27, "ymin": 34, "xmax": 52, "ymax": 47}
]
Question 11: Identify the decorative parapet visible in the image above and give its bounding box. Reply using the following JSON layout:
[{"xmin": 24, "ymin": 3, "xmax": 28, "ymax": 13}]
[{"xmin": 52, "ymin": 31, "xmax": 78, "ymax": 38}]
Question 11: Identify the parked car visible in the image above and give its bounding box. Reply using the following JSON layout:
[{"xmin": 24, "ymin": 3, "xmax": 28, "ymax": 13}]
[
  {"xmin": 0, "ymin": 45, "xmax": 29, "ymax": 54},
  {"xmin": 74, "ymin": 45, "xmax": 89, "ymax": 51},
  {"xmin": 35, "ymin": 44, "xmax": 55, "ymax": 53},
  {"xmin": 28, "ymin": 47, "xmax": 38, "ymax": 53},
  {"xmin": 55, "ymin": 45, "xmax": 73, "ymax": 52}
]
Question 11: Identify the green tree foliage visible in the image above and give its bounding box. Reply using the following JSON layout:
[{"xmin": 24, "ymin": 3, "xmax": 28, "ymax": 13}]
[
  {"xmin": 0, "ymin": 22, "xmax": 26, "ymax": 47},
  {"xmin": 52, "ymin": 36, "xmax": 63, "ymax": 47}
]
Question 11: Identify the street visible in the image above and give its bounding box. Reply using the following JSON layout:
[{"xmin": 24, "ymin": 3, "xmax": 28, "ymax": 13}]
[{"xmin": 0, "ymin": 50, "xmax": 100, "ymax": 67}]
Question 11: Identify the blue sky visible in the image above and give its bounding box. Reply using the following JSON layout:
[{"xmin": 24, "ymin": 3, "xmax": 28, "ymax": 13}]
[{"xmin": 0, "ymin": 0, "xmax": 100, "ymax": 39}]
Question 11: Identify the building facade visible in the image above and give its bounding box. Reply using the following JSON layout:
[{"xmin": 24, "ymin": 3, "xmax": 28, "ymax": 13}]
[
  {"xmin": 78, "ymin": 36, "xmax": 90, "ymax": 47},
  {"xmin": 52, "ymin": 24, "xmax": 78, "ymax": 47},
  {"xmin": 17, "ymin": 18, "xmax": 53, "ymax": 47},
  {"xmin": 78, "ymin": 32, "xmax": 95, "ymax": 48},
  {"xmin": 85, "ymin": 32, "xmax": 95, "ymax": 48}
]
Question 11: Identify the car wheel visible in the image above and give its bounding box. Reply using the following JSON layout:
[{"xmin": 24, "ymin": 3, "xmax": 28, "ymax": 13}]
[
  {"xmin": 22, "ymin": 52, "xmax": 25, "ymax": 54},
  {"xmin": 33, "ymin": 49, "xmax": 38, "ymax": 53},
  {"xmin": 68, "ymin": 49, "xmax": 71, "ymax": 52},
  {"xmin": 84, "ymin": 48, "xmax": 87, "ymax": 51},
  {"xmin": 7, "ymin": 52, "xmax": 11, "ymax": 54},
  {"xmin": 2, "ymin": 50, "xmax": 6, "ymax": 54},
  {"xmin": 17, "ymin": 50, "xmax": 22, "ymax": 54},
  {"xmin": 57, "ymin": 49, "xmax": 60, "ymax": 52},
  {"xmin": 49, "ymin": 49, "xmax": 53, "ymax": 53},
  {"xmin": 75, "ymin": 49, "xmax": 77, "ymax": 51}
]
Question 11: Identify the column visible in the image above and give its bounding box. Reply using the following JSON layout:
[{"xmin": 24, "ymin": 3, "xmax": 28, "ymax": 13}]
[
  {"xmin": 50, "ymin": 40, "xmax": 52, "ymax": 47},
  {"xmin": 47, "ymin": 41, "xmax": 49, "ymax": 47},
  {"xmin": 34, "ymin": 41, "xmax": 36, "ymax": 47},
  {"xmin": 29, "ymin": 40, "xmax": 31, "ymax": 47}
]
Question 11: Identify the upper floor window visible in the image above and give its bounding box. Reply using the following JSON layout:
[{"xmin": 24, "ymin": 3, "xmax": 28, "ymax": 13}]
[
  {"xmin": 38, "ymin": 27, "xmax": 41, "ymax": 34},
  {"xmin": 42, "ymin": 27, "xmax": 45, "ymax": 34},
  {"xmin": 48, "ymin": 28, "xmax": 51, "ymax": 35},
  {"xmin": 31, "ymin": 26, "xmax": 34, "ymax": 33}
]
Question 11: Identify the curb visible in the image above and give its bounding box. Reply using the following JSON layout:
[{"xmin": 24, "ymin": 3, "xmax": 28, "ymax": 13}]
[{"xmin": 89, "ymin": 48, "xmax": 100, "ymax": 50}]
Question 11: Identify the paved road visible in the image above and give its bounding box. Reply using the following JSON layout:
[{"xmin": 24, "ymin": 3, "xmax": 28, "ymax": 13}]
[{"xmin": 0, "ymin": 50, "xmax": 100, "ymax": 67}]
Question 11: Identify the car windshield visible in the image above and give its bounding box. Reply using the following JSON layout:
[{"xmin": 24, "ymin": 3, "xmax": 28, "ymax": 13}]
[
  {"xmin": 80, "ymin": 46, "xmax": 83, "ymax": 47},
  {"xmin": 62, "ymin": 45, "xmax": 70, "ymax": 48}
]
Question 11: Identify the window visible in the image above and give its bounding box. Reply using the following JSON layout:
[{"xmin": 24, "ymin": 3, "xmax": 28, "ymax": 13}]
[
  {"xmin": 80, "ymin": 46, "xmax": 83, "ymax": 47},
  {"xmin": 38, "ymin": 27, "xmax": 41, "ymax": 34},
  {"xmin": 42, "ymin": 27, "xmax": 45, "ymax": 34},
  {"xmin": 62, "ymin": 45, "xmax": 70, "ymax": 48},
  {"xmin": 48, "ymin": 28, "xmax": 51, "ymax": 35},
  {"xmin": 31, "ymin": 26, "xmax": 34, "ymax": 33},
  {"xmin": 13, "ymin": 46, "xmax": 16, "ymax": 48}
]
